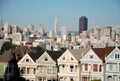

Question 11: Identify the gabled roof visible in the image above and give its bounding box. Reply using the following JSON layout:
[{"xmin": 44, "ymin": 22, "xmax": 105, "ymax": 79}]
[
  {"xmin": 92, "ymin": 46, "xmax": 115, "ymax": 61},
  {"xmin": 28, "ymin": 51, "xmax": 44, "ymax": 62},
  {"xmin": 47, "ymin": 50, "xmax": 66, "ymax": 63},
  {"xmin": 69, "ymin": 47, "xmax": 90, "ymax": 61}
]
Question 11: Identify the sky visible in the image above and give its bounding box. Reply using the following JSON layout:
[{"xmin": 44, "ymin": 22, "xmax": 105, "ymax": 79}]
[{"xmin": 0, "ymin": 0, "xmax": 120, "ymax": 32}]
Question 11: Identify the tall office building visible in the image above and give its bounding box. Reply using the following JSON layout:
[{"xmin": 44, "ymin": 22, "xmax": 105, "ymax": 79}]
[
  {"xmin": 28, "ymin": 24, "xmax": 34, "ymax": 33},
  {"xmin": 61, "ymin": 26, "xmax": 67, "ymax": 41},
  {"xmin": 4, "ymin": 22, "xmax": 12, "ymax": 34},
  {"xmin": 79, "ymin": 16, "xmax": 88, "ymax": 33},
  {"xmin": 101, "ymin": 26, "xmax": 112, "ymax": 38},
  {"xmin": 94, "ymin": 26, "xmax": 101, "ymax": 40},
  {"xmin": 61, "ymin": 26, "xmax": 67, "ymax": 36},
  {"xmin": 116, "ymin": 26, "xmax": 120, "ymax": 36},
  {"xmin": 38, "ymin": 25, "xmax": 44, "ymax": 35},
  {"xmin": 54, "ymin": 16, "xmax": 58, "ymax": 37},
  {"xmin": 12, "ymin": 25, "xmax": 21, "ymax": 34}
]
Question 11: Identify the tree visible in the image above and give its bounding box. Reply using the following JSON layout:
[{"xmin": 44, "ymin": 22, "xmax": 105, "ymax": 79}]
[
  {"xmin": 31, "ymin": 46, "xmax": 45, "ymax": 52},
  {"xmin": 0, "ymin": 42, "xmax": 15, "ymax": 55}
]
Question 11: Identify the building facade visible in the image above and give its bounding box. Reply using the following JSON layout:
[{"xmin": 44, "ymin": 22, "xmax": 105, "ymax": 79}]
[
  {"xmin": 79, "ymin": 16, "xmax": 88, "ymax": 33},
  {"xmin": 105, "ymin": 47, "xmax": 120, "ymax": 81},
  {"xmin": 57, "ymin": 49, "xmax": 83, "ymax": 81}
]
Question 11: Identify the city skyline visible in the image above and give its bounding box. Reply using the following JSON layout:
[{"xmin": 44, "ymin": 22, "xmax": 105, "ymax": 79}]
[{"xmin": 0, "ymin": 0, "xmax": 120, "ymax": 32}]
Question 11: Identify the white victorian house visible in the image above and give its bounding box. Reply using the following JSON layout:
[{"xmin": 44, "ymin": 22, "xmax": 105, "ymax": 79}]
[
  {"xmin": 57, "ymin": 49, "xmax": 84, "ymax": 81},
  {"xmin": 105, "ymin": 47, "xmax": 120, "ymax": 81},
  {"xmin": 18, "ymin": 53, "xmax": 37, "ymax": 81},
  {"xmin": 36, "ymin": 51, "xmax": 63, "ymax": 81},
  {"xmin": 80, "ymin": 47, "xmax": 115, "ymax": 81}
]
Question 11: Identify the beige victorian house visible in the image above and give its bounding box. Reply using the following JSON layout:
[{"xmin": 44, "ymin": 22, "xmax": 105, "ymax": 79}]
[
  {"xmin": 18, "ymin": 52, "xmax": 43, "ymax": 81},
  {"xmin": 57, "ymin": 49, "xmax": 86, "ymax": 81},
  {"xmin": 36, "ymin": 51, "xmax": 63, "ymax": 81}
]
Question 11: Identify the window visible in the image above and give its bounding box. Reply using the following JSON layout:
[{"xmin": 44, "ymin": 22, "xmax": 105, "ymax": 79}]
[
  {"xmin": 70, "ymin": 65, "xmax": 74, "ymax": 72},
  {"xmin": 39, "ymin": 77, "xmax": 42, "ymax": 81},
  {"xmin": 53, "ymin": 79, "xmax": 55, "ymax": 81},
  {"xmin": 33, "ymin": 68, "xmax": 36, "ymax": 74},
  {"xmin": 85, "ymin": 64, "xmax": 88, "ymax": 71},
  {"xmin": 39, "ymin": 66, "xmax": 43, "ymax": 73},
  {"xmin": 109, "ymin": 64, "xmax": 113, "ymax": 71},
  {"xmin": 47, "ymin": 66, "xmax": 51, "ymax": 74},
  {"xmin": 48, "ymin": 80, "xmax": 51, "ymax": 81},
  {"xmin": 53, "ymin": 66, "xmax": 56, "ymax": 74},
  {"xmin": 99, "ymin": 65, "xmax": 102, "ymax": 72},
  {"xmin": 26, "ymin": 59, "xmax": 29, "ymax": 62},
  {"xmin": 27, "ymin": 68, "xmax": 30, "ymax": 74},
  {"xmin": 62, "ymin": 65, "xmax": 65, "ymax": 71},
  {"xmin": 75, "ymin": 65, "xmax": 77, "ymax": 72},
  {"xmin": 22, "ymin": 67, "xmax": 26, "ymax": 74},
  {"xmin": 62, "ymin": 65, "xmax": 65, "ymax": 68},
  {"xmin": 44, "ymin": 57, "xmax": 48, "ymax": 61},
  {"xmin": 115, "ymin": 54, "xmax": 120, "ymax": 59},
  {"xmin": 62, "ymin": 57, "xmax": 65, "ymax": 60},
  {"xmin": 90, "ymin": 55, "xmax": 93, "ymax": 59},
  {"xmin": 119, "ymin": 63, "xmax": 120, "ymax": 72},
  {"xmin": 71, "ymin": 57, "xmax": 74, "ymax": 60},
  {"xmin": 115, "ymin": 54, "xmax": 117, "ymax": 58},
  {"xmin": 93, "ymin": 64, "xmax": 98, "ymax": 72},
  {"xmin": 70, "ymin": 78, "xmax": 74, "ymax": 81}
]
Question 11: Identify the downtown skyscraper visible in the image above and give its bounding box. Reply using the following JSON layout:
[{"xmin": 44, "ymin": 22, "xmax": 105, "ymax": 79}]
[
  {"xmin": 54, "ymin": 16, "xmax": 58, "ymax": 37},
  {"xmin": 79, "ymin": 16, "xmax": 88, "ymax": 33}
]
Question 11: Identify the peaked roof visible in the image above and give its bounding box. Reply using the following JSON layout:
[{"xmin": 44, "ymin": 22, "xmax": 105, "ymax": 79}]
[
  {"xmin": 28, "ymin": 50, "xmax": 44, "ymax": 62},
  {"xmin": 69, "ymin": 47, "xmax": 90, "ymax": 61},
  {"xmin": 47, "ymin": 49, "xmax": 66, "ymax": 63},
  {"xmin": 92, "ymin": 46, "xmax": 115, "ymax": 62}
]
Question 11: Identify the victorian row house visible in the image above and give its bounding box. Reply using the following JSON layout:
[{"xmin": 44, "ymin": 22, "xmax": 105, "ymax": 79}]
[
  {"xmin": 1, "ymin": 46, "xmax": 120, "ymax": 81},
  {"xmin": 18, "ymin": 50, "xmax": 65, "ymax": 81}
]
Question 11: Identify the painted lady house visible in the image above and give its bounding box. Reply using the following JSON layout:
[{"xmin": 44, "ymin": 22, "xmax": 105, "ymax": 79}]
[{"xmin": 80, "ymin": 47, "xmax": 115, "ymax": 81}]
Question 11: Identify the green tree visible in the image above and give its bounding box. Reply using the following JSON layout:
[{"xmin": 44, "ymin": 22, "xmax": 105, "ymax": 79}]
[
  {"xmin": 31, "ymin": 46, "xmax": 45, "ymax": 52},
  {"xmin": 0, "ymin": 42, "xmax": 15, "ymax": 55}
]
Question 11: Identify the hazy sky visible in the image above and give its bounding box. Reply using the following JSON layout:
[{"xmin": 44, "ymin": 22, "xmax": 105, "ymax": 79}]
[{"xmin": 0, "ymin": 0, "xmax": 120, "ymax": 32}]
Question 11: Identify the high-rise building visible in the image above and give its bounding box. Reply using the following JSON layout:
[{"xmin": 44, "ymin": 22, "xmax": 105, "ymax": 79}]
[
  {"xmin": 4, "ymin": 22, "xmax": 12, "ymax": 34},
  {"xmin": 28, "ymin": 24, "xmax": 34, "ymax": 33},
  {"xmin": 61, "ymin": 26, "xmax": 67, "ymax": 41},
  {"xmin": 79, "ymin": 16, "xmax": 88, "ymax": 33},
  {"xmin": 38, "ymin": 25, "xmax": 44, "ymax": 35},
  {"xmin": 116, "ymin": 26, "xmax": 120, "ymax": 36},
  {"xmin": 101, "ymin": 26, "xmax": 112, "ymax": 38},
  {"xmin": 48, "ymin": 30, "xmax": 54, "ymax": 38},
  {"xmin": 61, "ymin": 26, "xmax": 67, "ymax": 36},
  {"xmin": 12, "ymin": 25, "xmax": 21, "ymax": 34},
  {"xmin": 54, "ymin": 16, "xmax": 58, "ymax": 37},
  {"xmin": 94, "ymin": 26, "xmax": 101, "ymax": 40}
]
